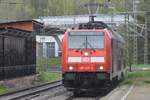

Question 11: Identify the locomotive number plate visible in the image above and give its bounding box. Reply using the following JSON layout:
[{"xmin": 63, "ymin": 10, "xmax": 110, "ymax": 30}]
[
  {"xmin": 79, "ymin": 66, "xmax": 91, "ymax": 70},
  {"xmin": 82, "ymin": 57, "xmax": 90, "ymax": 62}
]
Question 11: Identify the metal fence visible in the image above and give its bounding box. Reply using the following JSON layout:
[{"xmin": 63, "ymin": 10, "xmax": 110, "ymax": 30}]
[{"xmin": 0, "ymin": 28, "xmax": 36, "ymax": 80}]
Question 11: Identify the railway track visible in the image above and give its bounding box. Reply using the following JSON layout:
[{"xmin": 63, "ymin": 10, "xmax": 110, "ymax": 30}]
[
  {"xmin": 65, "ymin": 82, "xmax": 118, "ymax": 100},
  {"xmin": 0, "ymin": 80, "xmax": 62, "ymax": 100},
  {"xmin": 65, "ymin": 92, "xmax": 103, "ymax": 100},
  {"xmin": 50, "ymin": 88, "xmax": 111, "ymax": 100},
  {"xmin": 0, "ymin": 78, "xmax": 120, "ymax": 100},
  {"xmin": 66, "ymin": 95, "xmax": 101, "ymax": 100}
]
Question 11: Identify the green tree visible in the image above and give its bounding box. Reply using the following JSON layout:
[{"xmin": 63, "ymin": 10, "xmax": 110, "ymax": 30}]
[{"xmin": 0, "ymin": 0, "xmax": 134, "ymax": 20}]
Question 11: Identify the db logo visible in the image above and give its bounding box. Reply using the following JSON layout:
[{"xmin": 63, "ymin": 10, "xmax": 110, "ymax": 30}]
[{"xmin": 82, "ymin": 57, "xmax": 90, "ymax": 62}]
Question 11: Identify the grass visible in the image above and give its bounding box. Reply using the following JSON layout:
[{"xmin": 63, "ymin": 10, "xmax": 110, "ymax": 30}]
[
  {"xmin": 36, "ymin": 57, "xmax": 62, "ymax": 82},
  {"xmin": 36, "ymin": 57, "xmax": 61, "ymax": 67},
  {"xmin": 40, "ymin": 72, "xmax": 62, "ymax": 82},
  {"xmin": 131, "ymin": 64, "xmax": 150, "ymax": 68},
  {"xmin": 143, "ymin": 80, "xmax": 150, "ymax": 84},
  {"xmin": 36, "ymin": 57, "xmax": 61, "ymax": 73},
  {"xmin": 121, "ymin": 70, "xmax": 150, "ymax": 85},
  {"xmin": 0, "ymin": 84, "xmax": 8, "ymax": 94}
]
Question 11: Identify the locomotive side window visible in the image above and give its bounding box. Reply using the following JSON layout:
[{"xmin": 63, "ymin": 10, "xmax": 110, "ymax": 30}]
[{"xmin": 68, "ymin": 32, "xmax": 104, "ymax": 49}]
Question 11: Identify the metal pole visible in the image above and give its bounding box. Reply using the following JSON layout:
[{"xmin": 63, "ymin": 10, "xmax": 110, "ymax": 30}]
[
  {"xmin": 2, "ymin": 32, "xmax": 5, "ymax": 79},
  {"xmin": 133, "ymin": 0, "xmax": 138, "ymax": 64},
  {"xmin": 127, "ymin": 14, "xmax": 132, "ymax": 71},
  {"xmin": 144, "ymin": 12, "xmax": 148, "ymax": 65}
]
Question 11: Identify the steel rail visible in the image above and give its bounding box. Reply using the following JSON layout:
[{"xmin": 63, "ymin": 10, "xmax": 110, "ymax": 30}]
[
  {"xmin": 0, "ymin": 80, "xmax": 62, "ymax": 100},
  {"xmin": 65, "ymin": 81, "xmax": 118, "ymax": 100}
]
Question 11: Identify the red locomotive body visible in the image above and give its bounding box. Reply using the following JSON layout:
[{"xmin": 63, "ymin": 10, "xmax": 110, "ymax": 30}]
[{"xmin": 61, "ymin": 21, "xmax": 126, "ymax": 92}]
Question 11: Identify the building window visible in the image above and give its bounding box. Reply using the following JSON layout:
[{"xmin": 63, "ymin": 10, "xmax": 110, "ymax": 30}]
[{"xmin": 46, "ymin": 42, "xmax": 55, "ymax": 58}]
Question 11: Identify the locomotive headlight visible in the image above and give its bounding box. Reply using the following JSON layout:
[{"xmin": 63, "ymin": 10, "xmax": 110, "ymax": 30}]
[
  {"xmin": 96, "ymin": 66, "xmax": 104, "ymax": 70},
  {"xmin": 69, "ymin": 66, "xmax": 74, "ymax": 70},
  {"xmin": 84, "ymin": 52, "xmax": 89, "ymax": 56},
  {"xmin": 100, "ymin": 66, "xmax": 104, "ymax": 70}
]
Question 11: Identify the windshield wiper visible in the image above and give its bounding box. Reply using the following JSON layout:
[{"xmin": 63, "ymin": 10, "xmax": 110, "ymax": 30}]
[
  {"xmin": 86, "ymin": 41, "xmax": 96, "ymax": 52},
  {"xmin": 75, "ymin": 42, "xmax": 86, "ymax": 52}
]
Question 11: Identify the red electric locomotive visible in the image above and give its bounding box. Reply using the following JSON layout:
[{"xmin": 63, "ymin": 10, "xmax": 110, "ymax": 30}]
[{"xmin": 61, "ymin": 18, "xmax": 126, "ymax": 92}]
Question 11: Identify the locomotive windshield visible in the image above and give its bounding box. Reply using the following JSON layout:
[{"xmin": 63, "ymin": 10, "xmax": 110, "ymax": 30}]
[{"xmin": 68, "ymin": 32, "xmax": 104, "ymax": 49}]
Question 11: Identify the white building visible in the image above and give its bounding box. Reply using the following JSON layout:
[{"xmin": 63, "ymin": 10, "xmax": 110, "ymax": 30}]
[{"xmin": 36, "ymin": 35, "xmax": 64, "ymax": 58}]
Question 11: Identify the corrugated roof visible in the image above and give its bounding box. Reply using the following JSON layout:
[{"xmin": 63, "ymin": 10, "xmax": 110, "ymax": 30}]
[{"xmin": 0, "ymin": 20, "xmax": 43, "ymax": 25}]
